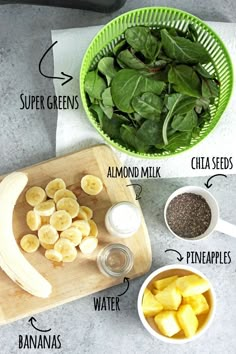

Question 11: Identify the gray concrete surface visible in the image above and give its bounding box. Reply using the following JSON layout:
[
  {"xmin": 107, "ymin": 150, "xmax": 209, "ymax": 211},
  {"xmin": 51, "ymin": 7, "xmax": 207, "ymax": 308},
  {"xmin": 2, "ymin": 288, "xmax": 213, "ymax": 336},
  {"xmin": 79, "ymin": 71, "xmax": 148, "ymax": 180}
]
[{"xmin": 0, "ymin": 1, "xmax": 236, "ymax": 353}]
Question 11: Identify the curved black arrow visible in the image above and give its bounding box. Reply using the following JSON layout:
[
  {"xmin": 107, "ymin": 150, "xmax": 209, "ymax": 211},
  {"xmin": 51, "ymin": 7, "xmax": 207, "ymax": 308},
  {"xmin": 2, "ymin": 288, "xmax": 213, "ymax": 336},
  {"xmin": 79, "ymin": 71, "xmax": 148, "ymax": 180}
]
[
  {"xmin": 204, "ymin": 174, "xmax": 227, "ymax": 189},
  {"xmin": 28, "ymin": 317, "xmax": 51, "ymax": 333},
  {"xmin": 165, "ymin": 249, "xmax": 184, "ymax": 262},
  {"xmin": 39, "ymin": 41, "xmax": 73, "ymax": 86},
  {"xmin": 117, "ymin": 277, "xmax": 130, "ymax": 297},
  {"xmin": 126, "ymin": 184, "xmax": 142, "ymax": 200}
]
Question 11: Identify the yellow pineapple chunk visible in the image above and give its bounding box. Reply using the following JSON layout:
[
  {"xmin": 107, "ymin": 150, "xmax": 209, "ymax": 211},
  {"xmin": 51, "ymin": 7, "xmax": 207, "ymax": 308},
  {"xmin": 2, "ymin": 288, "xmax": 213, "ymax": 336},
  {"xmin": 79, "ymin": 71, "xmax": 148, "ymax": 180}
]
[
  {"xmin": 152, "ymin": 275, "xmax": 178, "ymax": 290},
  {"xmin": 142, "ymin": 288, "xmax": 163, "ymax": 317},
  {"xmin": 154, "ymin": 311, "xmax": 181, "ymax": 337},
  {"xmin": 176, "ymin": 275, "xmax": 210, "ymax": 297},
  {"xmin": 151, "ymin": 288, "xmax": 160, "ymax": 295},
  {"xmin": 177, "ymin": 304, "xmax": 198, "ymax": 338},
  {"xmin": 155, "ymin": 285, "xmax": 182, "ymax": 310},
  {"xmin": 183, "ymin": 294, "xmax": 209, "ymax": 315}
]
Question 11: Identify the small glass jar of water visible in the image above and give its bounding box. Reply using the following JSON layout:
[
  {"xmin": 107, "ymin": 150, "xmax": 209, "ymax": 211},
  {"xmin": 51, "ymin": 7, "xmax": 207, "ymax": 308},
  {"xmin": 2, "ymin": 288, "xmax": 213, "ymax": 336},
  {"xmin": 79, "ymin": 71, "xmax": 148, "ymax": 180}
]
[{"xmin": 97, "ymin": 243, "xmax": 134, "ymax": 278}]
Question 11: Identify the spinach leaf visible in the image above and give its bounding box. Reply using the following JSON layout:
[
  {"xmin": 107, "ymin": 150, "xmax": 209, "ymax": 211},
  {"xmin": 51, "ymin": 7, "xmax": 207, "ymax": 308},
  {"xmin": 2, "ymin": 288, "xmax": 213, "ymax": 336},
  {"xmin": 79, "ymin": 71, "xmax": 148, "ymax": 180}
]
[
  {"xmin": 97, "ymin": 57, "xmax": 117, "ymax": 85},
  {"xmin": 165, "ymin": 93, "xmax": 197, "ymax": 115},
  {"xmin": 161, "ymin": 29, "xmax": 211, "ymax": 64},
  {"xmin": 88, "ymin": 96, "xmax": 97, "ymax": 104},
  {"xmin": 99, "ymin": 102, "xmax": 113, "ymax": 119},
  {"xmin": 150, "ymin": 66, "xmax": 170, "ymax": 82},
  {"xmin": 120, "ymin": 125, "xmax": 136, "ymax": 146},
  {"xmin": 90, "ymin": 104, "xmax": 104, "ymax": 127},
  {"xmin": 168, "ymin": 28, "xmax": 178, "ymax": 37},
  {"xmin": 195, "ymin": 96, "xmax": 210, "ymax": 113},
  {"xmin": 162, "ymin": 94, "xmax": 182, "ymax": 145},
  {"xmin": 125, "ymin": 113, "xmax": 143, "ymax": 128},
  {"xmin": 144, "ymin": 77, "xmax": 166, "ymax": 95},
  {"xmin": 101, "ymin": 87, "xmax": 114, "ymax": 106},
  {"xmin": 111, "ymin": 69, "xmax": 165, "ymax": 112},
  {"xmin": 201, "ymin": 78, "xmax": 219, "ymax": 98},
  {"xmin": 186, "ymin": 24, "xmax": 198, "ymax": 42},
  {"xmin": 137, "ymin": 120, "xmax": 163, "ymax": 145},
  {"xmin": 168, "ymin": 65, "xmax": 201, "ymax": 97},
  {"xmin": 126, "ymin": 113, "xmax": 140, "ymax": 128},
  {"xmin": 101, "ymin": 114, "xmax": 124, "ymax": 139},
  {"xmin": 85, "ymin": 70, "xmax": 106, "ymax": 100},
  {"xmin": 113, "ymin": 39, "xmax": 127, "ymax": 56},
  {"xmin": 132, "ymin": 92, "xmax": 163, "ymax": 120},
  {"xmin": 148, "ymin": 59, "xmax": 168, "ymax": 70},
  {"xmin": 200, "ymin": 110, "xmax": 211, "ymax": 121},
  {"xmin": 125, "ymin": 26, "xmax": 158, "ymax": 60},
  {"xmin": 163, "ymin": 94, "xmax": 197, "ymax": 144},
  {"xmin": 133, "ymin": 112, "xmax": 143, "ymax": 123},
  {"xmin": 117, "ymin": 49, "xmax": 147, "ymax": 70},
  {"xmin": 171, "ymin": 109, "xmax": 198, "ymax": 131},
  {"xmin": 194, "ymin": 64, "xmax": 214, "ymax": 79},
  {"xmin": 163, "ymin": 131, "xmax": 192, "ymax": 151},
  {"xmin": 151, "ymin": 28, "xmax": 161, "ymax": 40},
  {"xmin": 192, "ymin": 126, "xmax": 201, "ymax": 138},
  {"xmin": 113, "ymin": 113, "xmax": 130, "ymax": 122},
  {"xmin": 120, "ymin": 125, "xmax": 149, "ymax": 152},
  {"xmin": 198, "ymin": 110, "xmax": 211, "ymax": 127},
  {"xmin": 158, "ymin": 51, "xmax": 174, "ymax": 63}
]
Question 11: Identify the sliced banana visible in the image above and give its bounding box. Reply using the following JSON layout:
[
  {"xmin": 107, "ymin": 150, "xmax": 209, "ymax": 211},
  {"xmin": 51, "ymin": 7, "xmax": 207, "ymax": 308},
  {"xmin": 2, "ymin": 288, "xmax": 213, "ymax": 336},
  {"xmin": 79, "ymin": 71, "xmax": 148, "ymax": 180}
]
[
  {"xmin": 25, "ymin": 186, "xmax": 46, "ymax": 207},
  {"xmin": 26, "ymin": 210, "xmax": 41, "ymax": 231},
  {"xmin": 79, "ymin": 236, "xmax": 98, "ymax": 255},
  {"xmin": 20, "ymin": 234, "xmax": 40, "ymax": 253},
  {"xmin": 63, "ymin": 248, "xmax": 77, "ymax": 263},
  {"xmin": 38, "ymin": 224, "xmax": 59, "ymax": 244},
  {"xmin": 54, "ymin": 188, "xmax": 77, "ymax": 203},
  {"xmin": 81, "ymin": 175, "xmax": 103, "ymax": 196},
  {"xmin": 56, "ymin": 197, "xmax": 80, "ymax": 218},
  {"xmin": 34, "ymin": 200, "xmax": 55, "ymax": 217},
  {"xmin": 72, "ymin": 220, "xmax": 90, "ymax": 237},
  {"xmin": 45, "ymin": 178, "xmax": 66, "ymax": 198},
  {"xmin": 40, "ymin": 216, "xmax": 50, "ymax": 225},
  {"xmin": 50, "ymin": 210, "xmax": 72, "ymax": 231},
  {"xmin": 54, "ymin": 239, "xmax": 77, "ymax": 263},
  {"xmin": 80, "ymin": 206, "xmax": 93, "ymax": 220},
  {"xmin": 76, "ymin": 210, "xmax": 88, "ymax": 220},
  {"xmin": 60, "ymin": 227, "xmax": 82, "ymax": 246},
  {"xmin": 88, "ymin": 219, "xmax": 98, "ymax": 237},
  {"xmin": 40, "ymin": 241, "xmax": 54, "ymax": 250},
  {"xmin": 45, "ymin": 249, "xmax": 63, "ymax": 262}
]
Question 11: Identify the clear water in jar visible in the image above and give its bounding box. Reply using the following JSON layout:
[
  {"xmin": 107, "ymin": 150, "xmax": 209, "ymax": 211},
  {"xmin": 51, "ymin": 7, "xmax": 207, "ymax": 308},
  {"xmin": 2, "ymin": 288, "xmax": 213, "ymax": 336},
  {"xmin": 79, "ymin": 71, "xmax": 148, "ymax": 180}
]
[
  {"xmin": 97, "ymin": 244, "xmax": 134, "ymax": 278},
  {"xmin": 105, "ymin": 249, "xmax": 128, "ymax": 273}
]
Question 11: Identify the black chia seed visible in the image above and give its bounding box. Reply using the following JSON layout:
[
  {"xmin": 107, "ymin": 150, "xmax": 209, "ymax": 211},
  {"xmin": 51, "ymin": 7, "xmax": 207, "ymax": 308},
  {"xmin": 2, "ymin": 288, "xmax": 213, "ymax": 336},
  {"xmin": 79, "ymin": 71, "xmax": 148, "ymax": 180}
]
[{"xmin": 166, "ymin": 193, "xmax": 212, "ymax": 238}]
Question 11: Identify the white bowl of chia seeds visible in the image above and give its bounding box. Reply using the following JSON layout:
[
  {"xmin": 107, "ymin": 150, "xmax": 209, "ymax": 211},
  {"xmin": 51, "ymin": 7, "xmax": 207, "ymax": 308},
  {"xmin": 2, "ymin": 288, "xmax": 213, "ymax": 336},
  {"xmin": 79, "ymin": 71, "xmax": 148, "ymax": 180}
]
[{"xmin": 164, "ymin": 186, "xmax": 236, "ymax": 241}]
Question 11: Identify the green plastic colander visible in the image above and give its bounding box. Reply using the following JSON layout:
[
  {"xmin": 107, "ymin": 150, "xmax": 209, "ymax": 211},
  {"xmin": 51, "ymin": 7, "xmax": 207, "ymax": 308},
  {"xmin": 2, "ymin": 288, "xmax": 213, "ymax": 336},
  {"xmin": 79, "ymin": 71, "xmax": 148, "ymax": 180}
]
[{"xmin": 80, "ymin": 7, "xmax": 233, "ymax": 158}]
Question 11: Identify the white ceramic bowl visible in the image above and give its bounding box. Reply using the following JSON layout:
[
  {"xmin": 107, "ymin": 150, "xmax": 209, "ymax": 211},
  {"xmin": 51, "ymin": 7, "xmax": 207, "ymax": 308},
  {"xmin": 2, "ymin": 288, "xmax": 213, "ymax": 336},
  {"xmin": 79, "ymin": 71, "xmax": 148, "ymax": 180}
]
[
  {"xmin": 137, "ymin": 265, "xmax": 216, "ymax": 344},
  {"xmin": 164, "ymin": 186, "xmax": 236, "ymax": 241}
]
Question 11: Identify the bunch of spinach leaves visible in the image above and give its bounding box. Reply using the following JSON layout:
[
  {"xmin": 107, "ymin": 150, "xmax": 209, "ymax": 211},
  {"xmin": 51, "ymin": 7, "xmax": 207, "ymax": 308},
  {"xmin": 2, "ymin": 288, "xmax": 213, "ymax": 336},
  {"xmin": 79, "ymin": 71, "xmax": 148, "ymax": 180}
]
[{"xmin": 84, "ymin": 25, "xmax": 219, "ymax": 153}]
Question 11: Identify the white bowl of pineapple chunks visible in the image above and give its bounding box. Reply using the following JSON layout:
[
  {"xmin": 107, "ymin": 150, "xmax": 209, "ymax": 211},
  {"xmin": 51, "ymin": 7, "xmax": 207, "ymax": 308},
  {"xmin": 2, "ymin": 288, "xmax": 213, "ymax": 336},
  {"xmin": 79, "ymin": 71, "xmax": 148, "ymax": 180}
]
[{"xmin": 137, "ymin": 265, "xmax": 215, "ymax": 343}]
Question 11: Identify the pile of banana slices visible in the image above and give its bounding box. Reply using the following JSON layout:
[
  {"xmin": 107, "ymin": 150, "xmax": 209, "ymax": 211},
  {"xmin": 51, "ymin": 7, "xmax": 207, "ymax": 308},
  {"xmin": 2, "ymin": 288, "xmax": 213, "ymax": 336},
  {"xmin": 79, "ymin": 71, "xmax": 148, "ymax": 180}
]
[{"xmin": 21, "ymin": 175, "xmax": 103, "ymax": 263}]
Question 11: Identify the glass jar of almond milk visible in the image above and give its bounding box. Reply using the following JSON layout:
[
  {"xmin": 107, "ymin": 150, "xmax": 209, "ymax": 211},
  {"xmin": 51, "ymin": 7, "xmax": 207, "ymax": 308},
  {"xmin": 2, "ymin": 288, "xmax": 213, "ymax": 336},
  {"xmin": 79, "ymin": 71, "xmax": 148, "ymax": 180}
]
[{"xmin": 105, "ymin": 201, "xmax": 141, "ymax": 238}]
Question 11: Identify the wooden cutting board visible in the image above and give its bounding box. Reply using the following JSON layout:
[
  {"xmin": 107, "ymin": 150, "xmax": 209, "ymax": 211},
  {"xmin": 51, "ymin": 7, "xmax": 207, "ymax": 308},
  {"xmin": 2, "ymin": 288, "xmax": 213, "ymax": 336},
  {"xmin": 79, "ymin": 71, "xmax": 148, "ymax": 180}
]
[{"xmin": 0, "ymin": 145, "xmax": 152, "ymax": 325}]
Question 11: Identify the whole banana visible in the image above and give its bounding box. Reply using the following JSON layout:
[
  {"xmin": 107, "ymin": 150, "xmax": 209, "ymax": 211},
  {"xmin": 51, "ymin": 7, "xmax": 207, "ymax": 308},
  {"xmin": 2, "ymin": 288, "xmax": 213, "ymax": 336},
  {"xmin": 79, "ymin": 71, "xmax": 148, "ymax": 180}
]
[{"xmin": 0, "ymin": 172, "xmax": 52, "ymax": 298}]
